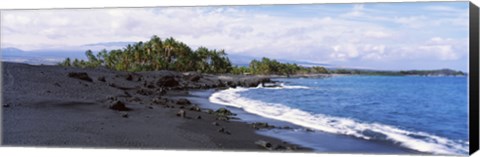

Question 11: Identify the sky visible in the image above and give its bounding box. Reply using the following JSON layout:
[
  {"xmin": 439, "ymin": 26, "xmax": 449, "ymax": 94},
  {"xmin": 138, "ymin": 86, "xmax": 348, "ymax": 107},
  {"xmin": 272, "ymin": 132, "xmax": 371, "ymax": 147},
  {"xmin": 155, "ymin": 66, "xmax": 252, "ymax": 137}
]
[{"xmin": 0, "ymin": 2, "xmax": 470, "ymax": 71}]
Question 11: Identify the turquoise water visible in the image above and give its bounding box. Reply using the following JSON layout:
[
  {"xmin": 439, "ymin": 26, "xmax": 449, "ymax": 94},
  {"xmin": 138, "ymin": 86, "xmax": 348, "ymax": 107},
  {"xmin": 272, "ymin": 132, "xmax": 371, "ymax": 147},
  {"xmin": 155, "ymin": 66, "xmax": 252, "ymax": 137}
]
[{"xmin": 209, "ymin": 76, "xmax": 468, "ymax": 155}]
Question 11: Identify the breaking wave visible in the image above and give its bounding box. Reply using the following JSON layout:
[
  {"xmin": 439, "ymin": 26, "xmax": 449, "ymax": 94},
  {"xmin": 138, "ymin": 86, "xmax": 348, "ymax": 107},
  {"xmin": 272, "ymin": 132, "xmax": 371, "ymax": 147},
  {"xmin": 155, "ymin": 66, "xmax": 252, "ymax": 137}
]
[
  {"xmin": 209, "ymin": 87, "xmax": 468, "ymax": 155},
  {"xmin": 256, "ymin": 83, "xmax": 310, "ymax": 89}
]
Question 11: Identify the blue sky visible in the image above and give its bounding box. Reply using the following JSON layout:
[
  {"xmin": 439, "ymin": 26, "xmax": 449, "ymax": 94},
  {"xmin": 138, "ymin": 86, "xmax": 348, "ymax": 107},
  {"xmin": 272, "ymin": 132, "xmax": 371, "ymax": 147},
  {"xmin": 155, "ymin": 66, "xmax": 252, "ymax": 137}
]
[{"xmin": 1, "ymin": 2, "xmax": 470, "ymax": 71}]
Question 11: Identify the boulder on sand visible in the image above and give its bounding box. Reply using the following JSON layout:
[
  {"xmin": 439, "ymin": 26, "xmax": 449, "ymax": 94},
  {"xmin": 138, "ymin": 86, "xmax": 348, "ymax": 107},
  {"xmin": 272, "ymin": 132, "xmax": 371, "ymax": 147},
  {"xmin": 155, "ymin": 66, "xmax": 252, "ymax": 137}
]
[
  {"xmin": 156, "ymin": 76, "xmax": 179, "ymax": 87},
  {"xmin": 186, "ymin": 73, "xmax": 202, "ymax": 82},
  {"xmin": 216, "ymin": 116, "xmax": 229, "ymax": 121},
  {"xmin": 189, "ymin": 105, "xmax": 201, "ymax": 112},
  {"xmin": 205, "ymin": 109, "xmax": 214, "ymax": 114},
  {"xmin": 126, "ymin": 74, "xmax": 133, "ymax": 81},
  {"xmin": 97, "ymin": 76, "xmax": 106, "ymax": 82},
  {"xmin": 214, "ymin": 108, "xmax": 236, "ymax": 121},
  {"xmin": 109, "ymin": 101, "xmax": 132, "ymax": 111},
  {"xmin": 68, "ymin": 72, "xmax": 93, "ymax": 82},
  {"xmin": 252, "ymin": 122, "xmax": 275, "ymax": 129},
  {"xmin": 215, "ymin": 108, "xmax": 235, "ymax": 116},
  {"xmin": 246, "ymin": 77, "xmax": 271, "ymax": 87},
  {"xmin": 274, "ymin": 145, "xmax": 288, "ymax": 150},
  {"xmin": 137, "ymin": 88, "xmax": 154, "ymax": 96},
  {"xmin": 152, "ymin": 97, "xmax": 167, "ymax": 104},
  {"xmin": 176, "ymin": 98, "xmax": 191, "ymax": 105}
]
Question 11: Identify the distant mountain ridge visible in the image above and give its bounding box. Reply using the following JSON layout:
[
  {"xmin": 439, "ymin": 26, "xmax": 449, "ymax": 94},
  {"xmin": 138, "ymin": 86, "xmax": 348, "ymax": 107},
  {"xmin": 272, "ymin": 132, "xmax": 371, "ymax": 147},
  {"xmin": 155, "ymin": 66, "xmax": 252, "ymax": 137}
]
[
  {"xmin": 227, "ymin": 53, "xmax": 330, "ymax": 67},
  {"xmin": 83, "ymin": 41, "xmax": 136, "ymax": 47},
  {"xmin": 1, "ymin": 47, "xmax": 85, "ymax": 65},
  {"xmin": 0, "ymin": 46, "xmax": 467, "ymax": 75},
  {"xmin": 1, "ymin": 47, "xmax": 24, "ymax": 53},
  {"xmin": 331, "ymin": 68, "xmax": 467, "ymax": 76},
  {"xmin": 1, "ymin": 46, "xmax": 330, "ymax": 68}
]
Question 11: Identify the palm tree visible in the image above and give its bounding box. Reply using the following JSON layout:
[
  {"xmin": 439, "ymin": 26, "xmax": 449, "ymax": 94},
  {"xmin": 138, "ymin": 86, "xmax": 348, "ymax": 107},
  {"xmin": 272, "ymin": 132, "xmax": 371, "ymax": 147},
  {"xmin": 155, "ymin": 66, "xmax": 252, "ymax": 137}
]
[
  {"xmin": 163, "ymin": 37, "xmax": 178, "ymax": 69},
  {"xmin": 58, "ymin": 35, "xmax": 235, "ymax": 73},
  {"xmin": 195, "ymin": 47, "xmax": 210, "ymax": 73},
  {"xmin": 59, "ymin": 57, "xmax": 71, "ymax": 66}
]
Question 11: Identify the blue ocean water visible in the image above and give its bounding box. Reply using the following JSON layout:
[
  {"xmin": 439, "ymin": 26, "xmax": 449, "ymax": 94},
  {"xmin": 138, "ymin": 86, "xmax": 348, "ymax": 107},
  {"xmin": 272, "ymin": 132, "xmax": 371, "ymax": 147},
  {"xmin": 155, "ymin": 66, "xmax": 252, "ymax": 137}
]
[{"xmin": 209, "ymin": 76, "xmax": 468, "ymax": 155}]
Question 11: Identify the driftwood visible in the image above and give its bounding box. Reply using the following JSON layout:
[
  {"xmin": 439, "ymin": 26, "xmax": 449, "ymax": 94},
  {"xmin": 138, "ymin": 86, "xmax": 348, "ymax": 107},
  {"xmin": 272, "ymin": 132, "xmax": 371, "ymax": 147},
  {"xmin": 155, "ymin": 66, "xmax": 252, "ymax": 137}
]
[
  {"xmin": 108, "ymin": 83, "xmax": 137, "ymax": 90},
  {"xmin": 217, "ymin": 127, "xmax": 231, "ymax": 135},
  {"xmin": 176, "ymin": 109, "xmax": 186, "ymax": 118},
  {"xmin": 255, "ymin": 140, "xmax": 272, "ymax": 150}
]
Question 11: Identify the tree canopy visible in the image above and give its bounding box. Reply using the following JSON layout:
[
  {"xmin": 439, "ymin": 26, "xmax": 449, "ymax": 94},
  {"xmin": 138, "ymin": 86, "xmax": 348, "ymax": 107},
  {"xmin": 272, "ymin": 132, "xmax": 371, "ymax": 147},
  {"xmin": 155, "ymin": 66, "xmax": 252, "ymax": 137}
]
[
  {"xmin": 59, "ymin": 35, "xmax": 232, "ymax": 73},
  {"xmin": 231, "ymin": 57, "xmax": 328, "ymax": 76}
]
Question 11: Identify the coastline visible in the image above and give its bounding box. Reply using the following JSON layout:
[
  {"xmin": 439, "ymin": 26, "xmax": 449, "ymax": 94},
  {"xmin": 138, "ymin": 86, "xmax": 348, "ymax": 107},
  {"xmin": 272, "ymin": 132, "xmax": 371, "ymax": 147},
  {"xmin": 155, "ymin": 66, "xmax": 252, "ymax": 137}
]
[
  {"xmin": 201, "ymin": 75, "xmax": 469, "ymax": 155},
  {"xmin": 0, "ymin": 62, "xmax": 445, "ymax": 155},
  {"xmin": 185, "ymin": 89, "xmax": 425, "ymax": 155}
]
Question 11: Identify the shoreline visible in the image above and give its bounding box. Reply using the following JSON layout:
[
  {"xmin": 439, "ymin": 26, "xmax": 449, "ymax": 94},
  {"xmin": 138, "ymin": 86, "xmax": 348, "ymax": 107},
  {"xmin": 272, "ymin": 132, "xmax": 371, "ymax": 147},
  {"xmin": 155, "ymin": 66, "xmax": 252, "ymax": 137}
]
[{"xmin": 186, "ymin": 89, "xmax": 426, "ymax": 155}]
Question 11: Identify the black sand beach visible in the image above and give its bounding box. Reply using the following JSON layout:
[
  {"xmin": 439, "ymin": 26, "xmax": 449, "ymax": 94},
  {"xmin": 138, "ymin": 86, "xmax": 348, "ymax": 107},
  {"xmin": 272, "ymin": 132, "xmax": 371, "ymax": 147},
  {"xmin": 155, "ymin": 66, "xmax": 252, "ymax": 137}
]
[
  {"xmin": 1, "ymin": 62, "xmax": 305, "ymax": 151},
  {"xmin": 1, "ymin": 62, "xmax": 427, "ymax": 154}
]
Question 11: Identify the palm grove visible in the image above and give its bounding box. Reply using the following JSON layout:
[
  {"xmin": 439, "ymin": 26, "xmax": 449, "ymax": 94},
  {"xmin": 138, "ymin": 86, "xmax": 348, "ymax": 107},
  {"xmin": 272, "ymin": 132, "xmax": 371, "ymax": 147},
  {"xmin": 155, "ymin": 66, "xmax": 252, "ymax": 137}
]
[{"xmin": 59, "ymin": 35, "xmax": 329, "ymax": 76}]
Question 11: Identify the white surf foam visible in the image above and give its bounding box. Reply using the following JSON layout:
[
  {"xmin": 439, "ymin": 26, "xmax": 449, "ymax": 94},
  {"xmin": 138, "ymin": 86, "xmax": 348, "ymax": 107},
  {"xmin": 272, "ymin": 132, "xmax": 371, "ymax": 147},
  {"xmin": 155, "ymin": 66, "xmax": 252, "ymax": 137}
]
[
  {"xmin": 256, "ymin": 83, "xmax": 310, "ymax": 89},
  {"xmin": 209, "ymin": 87, "xmax": 468, "ymax": 155}
]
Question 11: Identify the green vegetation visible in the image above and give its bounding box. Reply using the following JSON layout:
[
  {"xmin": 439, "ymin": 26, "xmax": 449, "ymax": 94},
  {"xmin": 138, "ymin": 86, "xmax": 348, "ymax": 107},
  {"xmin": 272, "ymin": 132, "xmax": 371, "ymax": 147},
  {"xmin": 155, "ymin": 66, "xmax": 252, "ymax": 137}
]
[
  {"xmin": 330, "ymin": 68, "xmax": 466, "ymax": 76},
  {"xmin": 399, "ymin": 69, "xmax": 465, "ymax": 76},
  {"xmin": 59, "ymin": 35, "xmax": 329, "ymax": 76},
  {"xmin": 332, "ymin": 69, "xmax": 403, "ymax": 75},
  {"xmin": 231, "ymin": 57, "xmax": 328, "ymax": 76},
  {"xmin": 59, "ymin": 35, "xmax": 232, "ymax": 73},
  {"xmin": 59, "ymin": 35, "xmax": 465, "ymax": 77}
]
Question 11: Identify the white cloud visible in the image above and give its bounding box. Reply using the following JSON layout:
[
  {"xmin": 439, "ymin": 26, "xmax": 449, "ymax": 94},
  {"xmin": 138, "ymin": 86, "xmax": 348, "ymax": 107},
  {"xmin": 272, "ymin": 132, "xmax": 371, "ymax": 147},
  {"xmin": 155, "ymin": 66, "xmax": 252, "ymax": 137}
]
[
  {"xmin": 363, "ymin": 31, "xmax": 391, "ymax": 38},
  {"xmin": 420, "ymin": 45, "xmax": 458, "ymax": 60},
  {"xmin": 393, "ymin": 16, "xmax": 428, "ymax": 28},
  {"xmin": 330, "ymin": 44, "xmax": 360, "ymax": 61},
  {"xmin": 0, "ymin": 3, "xmax": 469, "ymax": 70},
  {"xmin": 342, "ymin": 4, "xmax": 364, "ymax": 17},
  {"xmin": 424, "ymin": 5, "xmax": 465, "ymax": 12}
]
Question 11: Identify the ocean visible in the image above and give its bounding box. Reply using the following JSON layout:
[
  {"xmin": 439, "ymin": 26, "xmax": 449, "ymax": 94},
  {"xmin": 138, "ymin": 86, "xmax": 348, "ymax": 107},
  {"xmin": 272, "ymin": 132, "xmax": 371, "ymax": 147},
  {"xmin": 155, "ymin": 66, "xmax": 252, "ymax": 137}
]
[{"xmin": 208, "ymin": 76, "xmax": 469, "ymax": 155}]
